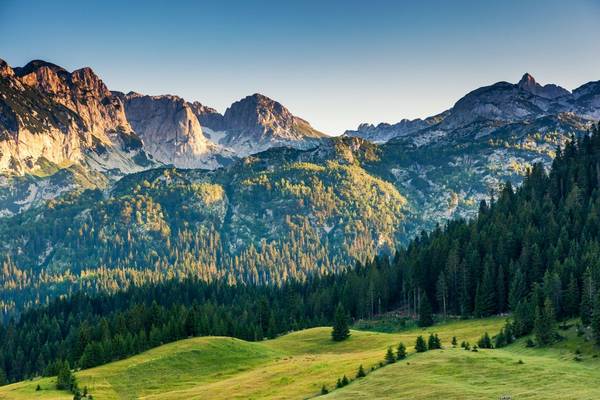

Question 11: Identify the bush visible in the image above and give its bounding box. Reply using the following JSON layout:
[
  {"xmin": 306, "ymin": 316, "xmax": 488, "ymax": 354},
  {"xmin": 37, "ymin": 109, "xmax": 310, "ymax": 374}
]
[{"xmin": 321, "ymin": 385, "xmax": 329, "ymax": 395}]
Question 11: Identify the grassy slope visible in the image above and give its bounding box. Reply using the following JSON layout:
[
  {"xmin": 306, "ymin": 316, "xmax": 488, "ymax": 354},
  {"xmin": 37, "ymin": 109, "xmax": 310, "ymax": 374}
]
[
  {"xmin": 327, "ymin": 325, "xmax": 600, "ymax": 400},
  {"xmin": 2, "ymin": 317, "xmax": 598, "ymax": 400}
]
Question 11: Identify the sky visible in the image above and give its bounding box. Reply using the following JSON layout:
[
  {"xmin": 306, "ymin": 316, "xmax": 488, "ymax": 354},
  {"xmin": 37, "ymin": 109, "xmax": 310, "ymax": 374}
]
[{"xmin": 1, "ymin": 0, "xmax": 600, "ymax": 135}]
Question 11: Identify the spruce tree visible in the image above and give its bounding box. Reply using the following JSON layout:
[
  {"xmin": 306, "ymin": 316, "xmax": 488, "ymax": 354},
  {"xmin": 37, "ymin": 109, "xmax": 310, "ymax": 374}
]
[
  {"xmin": 331, "ymin": 304, "xmax": 350, "ymax": 342},
  {"xmin": 418, "ymin": 295, "xmax": 433, "ymax": 327},
  {"xmin": 592, "ymin": 292, "xmax": 600, "ymax": 345},
  {"xmin": 428, "ymin": 333, "xmax": 441, "ymax": 349},
  {"xmin": 415, "ymin": 335, "xmax": 427, "ymax": 352},
  {"xmin": 534, "ymin": 298, "xmax": 557, "ymax": 346},
  {"xmin": 581, "ymin": 268, "xmax": 595, "ymax": 326},
  {"xmin": 356, "ymin": 364, "xmax": 366, "ymax": 378},
  {"xmin": 477, "ymin": 332, "xmax": 493, "ymax": 349},
  {"xmin": 396, "ymin": 343, "xmax": 407, "ymax": 360},
  {"xmin": 385, "ymin": 347, "xmax": 396, "ymax": 364},
  {"xmin": 508, "ymin": 268, "xmax": 527, "ymax": 312},
  {"xmin": 564, "ymin": 274, "xmax": 580, "ymax": 318},
  {"xmin": 56, "ymin": 361, "xmax": 74, "ymax": 391}
]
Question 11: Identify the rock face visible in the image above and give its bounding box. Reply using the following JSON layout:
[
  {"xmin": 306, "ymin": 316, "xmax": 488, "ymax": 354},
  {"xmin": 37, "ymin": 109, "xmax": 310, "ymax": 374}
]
[
  {"xmin": 345, "ymin": 73, "xmax": 598, "ymax": 143},
  {"xmin": 517, "ymin": 73, "xmax": 570, "ymax": 99},
  {"xmin": 121, "ymin": 92, "xmax": 227, "ymax": 169},
  {"xmin": 0, "ymin": 59, "xmax": 150, "ymax": 175},
  {"xmin": 220, "ymin": 93, "xmax": 325, "ymax": 155}
]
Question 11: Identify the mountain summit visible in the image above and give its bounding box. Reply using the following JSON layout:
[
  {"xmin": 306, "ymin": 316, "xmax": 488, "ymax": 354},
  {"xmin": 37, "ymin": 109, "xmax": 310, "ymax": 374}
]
[
  {"xmin": 517, "ymin": 72, "xmax": 570, "ymax": 99},
  {"xmin": 219, "ymin": 93, "xmax": 325, "ymax": 155}
]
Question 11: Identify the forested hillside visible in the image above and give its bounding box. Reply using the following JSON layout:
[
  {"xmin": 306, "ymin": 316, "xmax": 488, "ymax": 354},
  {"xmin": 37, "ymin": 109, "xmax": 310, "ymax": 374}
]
[
  {"xmin": 2, "ymin": 124, "xmax": 600, "ymax": 384},
  {"xmin": 0, "ymin": 138, "xmax": 405, "ymax": 316}
]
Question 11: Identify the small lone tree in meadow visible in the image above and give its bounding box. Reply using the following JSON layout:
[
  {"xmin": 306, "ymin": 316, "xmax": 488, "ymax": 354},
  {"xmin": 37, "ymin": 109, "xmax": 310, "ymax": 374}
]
[
  {"xmin": 397, "ymin": 343, "xmax": 407, "ymax": 360},
  {"xmin": 451, "ymin": 336, "xmax": 458, "ymax": 347},
  {"xmin": 478, "ymin": 332, "xmax": 493, "ymax": 349},
  {"xmin": 428, "ymin": 333, "xmax": 442, "ymax": 350},
  {"xmin": 385, "ymin": 347, "xmax": 396, "ymax": 364},
  {"xmin": 356, "ymin": 364, "xmax": 366, "ymax": 378},
  {"xmin": 331, "ymin": 304, "xmax": 350, "ymax": 342},
  {"xmin": 415, "ymin": 335, "xmax": 427, "ymax": 352},
  {"xmin": 341, "ymin": 375, "xmax": 350, "ymax": 386}
]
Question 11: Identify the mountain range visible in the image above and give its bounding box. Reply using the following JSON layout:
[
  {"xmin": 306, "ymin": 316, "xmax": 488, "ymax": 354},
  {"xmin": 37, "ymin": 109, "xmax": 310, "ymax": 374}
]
[{"xmin": 1, "ymin": 58, "xmax": 599, "ymax": 315}]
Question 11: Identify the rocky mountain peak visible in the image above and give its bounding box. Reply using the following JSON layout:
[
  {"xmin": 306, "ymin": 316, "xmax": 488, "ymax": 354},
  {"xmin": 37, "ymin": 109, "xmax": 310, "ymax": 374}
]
[
  {"xmin": 517, "ymin": 72, "xmax": 570, "ymax": 99},
  {"xmin": 517, "ymin": 72, "xmax": 537, "ymax": 92},
  {"xmin": 224, "ymin": 93, "xmax": 294, "ymax": 133},
  {"xmin": 0, "ymin": 58, "xmax": 14, "ymax": 78}
]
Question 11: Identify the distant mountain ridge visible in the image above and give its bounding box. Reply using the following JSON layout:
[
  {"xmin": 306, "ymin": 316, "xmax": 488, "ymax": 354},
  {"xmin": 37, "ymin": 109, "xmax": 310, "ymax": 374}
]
[
  {"xmin": 0, "ymin": 58, "xmax": 325, "ymax": 214},
  {"xmin": 345, "ymin": 73, "xmax": 599, "ymax": 143}
]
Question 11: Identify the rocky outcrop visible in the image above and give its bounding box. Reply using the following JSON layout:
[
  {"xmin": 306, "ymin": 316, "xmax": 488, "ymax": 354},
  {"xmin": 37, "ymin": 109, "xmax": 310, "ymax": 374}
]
[
  {"xmin": 0, "ymin": 59, "xmax": 149, "ymax": 175},
  {"xmin": 220, "ymin": 93, "xmax": 325, "ymax": 155},
  {"xmin": 122, "ymin": 93, "xmax": 227, "ymax": 169},
  {"xmin": 517, "ymin": 73, "xmax": 570, "ymax": 99}
]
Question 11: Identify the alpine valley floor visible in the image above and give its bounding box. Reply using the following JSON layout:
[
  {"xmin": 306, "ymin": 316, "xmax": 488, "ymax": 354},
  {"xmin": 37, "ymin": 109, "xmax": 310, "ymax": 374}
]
[{"xmin": 1, "ymin": 317, "xmax": 599, "ymax": 400}]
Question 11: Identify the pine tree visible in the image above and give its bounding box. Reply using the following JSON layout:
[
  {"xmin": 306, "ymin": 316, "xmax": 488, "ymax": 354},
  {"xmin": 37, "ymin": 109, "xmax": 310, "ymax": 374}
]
[
  {"xmin": 396, "ymin": 343, "xmax": 407, "ymax": 360},
  {"xmin": 534, "ymin": 297, "xmax": 557, "ymax": 346},
  {"xmin": 475, "ymin": 259, "xmax": 497, "ymax": 317},
  {"xmin": 451, "ymin": 336, "xmax": 458, "ymax": 347},
  {"xmin": 418, "ymin": 295, "xmax": 433, "ymax": 327},
  {"xmin": 564, "ymin": 274, "xmax": 580, "ymax": 318},
  {"xmin": 477, "ymin": 332, "xmax": 493, "ymax": 349},
  {"xmin": 356, "ymin": 364, "xmax": 366, "ymax": 378},
  {"xmin": 415, "ymin": 335, "xmax": 427, "ymax": 352},
  {"xmin": 592, "ymin": 292, "xmax": 600, "ymax": 345},
  {"xmin": 56, "ymin": 361, "xmax": 74, "ymax": 391},
  {"xmin": 581, "ymin": 268, "xmax": 595, "ymax": 326},
  {"xmin": 331, "ymin": 304, "xmax": 350, "ymax": 342},
  {"xmin": 341, "ymin": 375, "xmax": 349, "ymax": 386},
  {"xmin": 385, "ymin": 347, "xmax": 396, "ymax": 364},
  {"xmin": 428, "ymin": 333, "xmax": 441, "ymax": 349},
  {"xmin": 436, "ymin": 272, "xmax": 448, "ymax": 318},
  {"xmin": 508, "ymin": 268, "xmax": 527, "ymax": 312}
]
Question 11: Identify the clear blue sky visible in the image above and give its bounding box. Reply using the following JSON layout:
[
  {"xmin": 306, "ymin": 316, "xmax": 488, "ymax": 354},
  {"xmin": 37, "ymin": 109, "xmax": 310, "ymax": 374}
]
[{"xmin": 1, "ymin": 0, "xmax": 599, "ymax": 135}]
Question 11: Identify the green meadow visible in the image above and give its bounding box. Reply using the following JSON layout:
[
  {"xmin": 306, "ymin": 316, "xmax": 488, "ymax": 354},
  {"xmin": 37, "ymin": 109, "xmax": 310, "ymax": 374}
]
[{"xmin": 1, "ymin": 317, "xmax": 598, "ymax": 399}]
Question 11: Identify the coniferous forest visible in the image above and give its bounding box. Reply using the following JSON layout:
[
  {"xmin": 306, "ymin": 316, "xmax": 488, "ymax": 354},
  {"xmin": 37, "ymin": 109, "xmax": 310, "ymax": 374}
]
[{"xmin": 2, "ymin": 124, "xmax": 600, "ymax": 384}]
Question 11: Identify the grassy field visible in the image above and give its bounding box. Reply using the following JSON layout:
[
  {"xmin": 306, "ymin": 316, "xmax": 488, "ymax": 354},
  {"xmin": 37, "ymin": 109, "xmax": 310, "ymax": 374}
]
[{"xmin": 1, "ymin": 317, "xmax": 598, "ymax": 399}]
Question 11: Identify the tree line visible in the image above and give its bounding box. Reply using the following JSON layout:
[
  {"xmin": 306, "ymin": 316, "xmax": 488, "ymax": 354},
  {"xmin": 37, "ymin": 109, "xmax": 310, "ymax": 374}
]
[{"xmin": 2, "ymin": 124, "xmax": 600, "ymax": 384}]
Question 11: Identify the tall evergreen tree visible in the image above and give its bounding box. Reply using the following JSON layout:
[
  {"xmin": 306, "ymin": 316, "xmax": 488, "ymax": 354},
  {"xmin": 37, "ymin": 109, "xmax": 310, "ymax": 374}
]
[
  {"xmin": 581, "ymin": 268, "xmax": 595, "ymax": 326},
  {"xmin": 534, "ymin": 298, "xmax": 557, "ymax": 346},
  {"xmin": 418, "ymin": 295, "xmax": 433, "ymax": 327},
  {"xmin": 331, "ymin": 304, "xmax": 350, "ymax": 342}
]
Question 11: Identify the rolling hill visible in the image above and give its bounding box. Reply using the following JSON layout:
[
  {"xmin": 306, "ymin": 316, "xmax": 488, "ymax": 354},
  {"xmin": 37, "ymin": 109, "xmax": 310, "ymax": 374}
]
[{"xmin": 1, "ymin": 317, "xmax": 599, "ymax": 400}]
